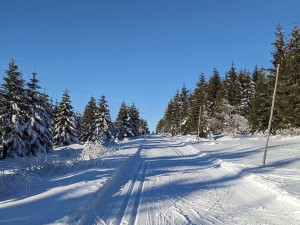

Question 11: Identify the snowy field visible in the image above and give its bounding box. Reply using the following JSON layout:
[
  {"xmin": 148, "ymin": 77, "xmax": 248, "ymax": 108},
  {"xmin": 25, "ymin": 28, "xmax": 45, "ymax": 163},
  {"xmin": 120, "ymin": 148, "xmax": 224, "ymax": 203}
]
[
  {"xmin": 177, "ymin": 134, "xmax": 300, "ymax": 202},
  {"xmin": 0, "ymin": 135, "xmax": 299, "ymax": 224}
]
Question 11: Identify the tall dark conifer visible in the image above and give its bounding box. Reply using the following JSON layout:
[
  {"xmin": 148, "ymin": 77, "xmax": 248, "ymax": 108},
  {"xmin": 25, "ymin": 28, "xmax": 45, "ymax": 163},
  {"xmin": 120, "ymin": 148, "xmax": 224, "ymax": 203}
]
[
  {"xmin": 207, "ymin": 68, "xmax": 221, "ymax": 118},
  {"xmin": 285, "ymin": 24, "xmax": 300, "ymax": 127},
  {"xmin": 224, "ymin": 63, "xmax": 240, "ymax": 107},
  {"xmin": 238, "ymin": 69, "xmax": 252, "ymax": 117},
  {"xmin": 0, "ymin": 60, "xmax": 27, "ymax": 158},
  {"xmin": 249, "ymin": 68, "xmax": 271, "ymax": 133},
  {"xmin": 180, "ymin": 84, "xmax": 190, "ymax": 135},
  {"xmin": 81, "ymin": 96, "xmax": 97, "ymax": 142},
  {"xmin": 128, "ymin": 103, "xmax": 140, "ymax": 136},
  {"xmin": 187, "ymin": 73, "xmax": 207, "ymax": 135}
]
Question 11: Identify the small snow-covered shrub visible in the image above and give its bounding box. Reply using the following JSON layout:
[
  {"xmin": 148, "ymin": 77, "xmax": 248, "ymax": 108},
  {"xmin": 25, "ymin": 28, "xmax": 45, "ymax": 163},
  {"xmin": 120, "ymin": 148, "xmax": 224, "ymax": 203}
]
[
  {"xmin": 15, "ymin": 157, "xmax": 41, "ymax": 191},
  {"xmin": 13, "ymin": 154, "xmax": 67, "ymax": 192},
  {"xmin": 276, "ymin": 128, "xmax": 300, "ymax": 136},
  {"xmin": 16, "ymin": 154, "xmax": 64, "ymax": 176},
  {"xmin": 81, "ymin": 141, "xmax": 110, "ymax": 160},
  {"xmin": 0, "ymin": 171, "xmax": 13, "ymax": 196},
  {"xmin": 81, "ymin": 141, "xmax": 116, "ymax": 167},
  {"xmin": 17, "ymin": 166, "xmax": 40, "ymax": 192}
]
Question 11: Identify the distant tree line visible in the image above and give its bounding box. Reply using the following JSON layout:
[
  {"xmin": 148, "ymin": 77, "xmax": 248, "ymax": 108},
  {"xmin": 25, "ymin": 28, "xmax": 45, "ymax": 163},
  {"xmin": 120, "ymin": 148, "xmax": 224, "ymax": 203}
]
[
  {"xmin": 0, "ymin": 62, "xmax": 149, "ymax": 159},
  {"xmin": 156, "ymin": 24, "xmax": 300, "ymax": 137}
]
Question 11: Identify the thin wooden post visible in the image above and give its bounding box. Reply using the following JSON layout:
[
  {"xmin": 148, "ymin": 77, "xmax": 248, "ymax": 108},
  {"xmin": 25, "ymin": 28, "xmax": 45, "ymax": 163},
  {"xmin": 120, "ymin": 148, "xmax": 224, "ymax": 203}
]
[
  {"xmin": 197, "ymin": 105, "xmax": 202, "ymax": 145},
  {"xmin": 262, "ymin": 64, "xmax": 280, "ymax": 165}
]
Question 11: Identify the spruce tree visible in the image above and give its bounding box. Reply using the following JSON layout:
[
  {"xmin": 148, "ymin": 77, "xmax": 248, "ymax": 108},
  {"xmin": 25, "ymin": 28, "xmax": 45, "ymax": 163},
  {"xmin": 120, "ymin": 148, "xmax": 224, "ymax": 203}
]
[
  {"xmin": 54, "ymin": 90, "xmax": 78, "ymax": 146},
  {"xmin": 139, "ymin": 118, "xmax": 149, "ymax": 135},
  {"xmin": 210, "ymin": 81, "xmax": 226, "ymax": 134},
  {"xmin": 179, "ymin": 84, "xmax": 190, "ymax": 135},
  {"xmin": 115, "ymin": 101, "xmax": 134, "ymax": 140},
  {"xmin": 285, "ymin": 24, "xmax": 300, "ymax": 128},
  {"xmin": 81, "ymin": 96, "xmax": 97, "ymax": 142},
  {"xmin": 186, "ymin": 73, "xmax": 207, "ymax": 136},
  {"xmin": 271, "ymin": 24, "xmax": 286, "ymax": 68},
  {"xmin": 224, "ymin": 63, "xmax": 240, "ymax": 107},
  {"xmin": 172, "ymin": 90, "xmax": 181, "ymax": 135},
  {"xmin": 238, "ymin": 69, "xmax": 252, "ymax": 117},
  {"xmin": 94, "ymin": 95, "xmax": 113, "ymax": 142},
  {"xmin": 128, "ymin": 103, "xmax": 140, "ymax": 136},
  {"xmin": 164, "ymin": 99, "xmax": 176, "ymax": 135},
  {"xmin": 74, "ymin": 112, "xmax": 82, "ymax": 140},
  {"xmin": 249, "ymin": 68, "xmax": 271, "ymax": 133},
  {"xmin": 0, "ymin": 60, "xmax": 27, "ymax": 158},
  {"xmin": 207, "ymin": 68, "xmax": 221, "ymax": 118},
  {"xmin": 25, "ymin": 72, "xmax": 53, "ymax": 155}
]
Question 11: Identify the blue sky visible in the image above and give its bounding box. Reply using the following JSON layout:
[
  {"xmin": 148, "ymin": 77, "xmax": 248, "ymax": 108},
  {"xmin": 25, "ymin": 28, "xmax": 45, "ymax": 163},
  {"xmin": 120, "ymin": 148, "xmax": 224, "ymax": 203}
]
[{"xmin": 0, "ymin": 0, "xmax": 300, "ymax": 132}]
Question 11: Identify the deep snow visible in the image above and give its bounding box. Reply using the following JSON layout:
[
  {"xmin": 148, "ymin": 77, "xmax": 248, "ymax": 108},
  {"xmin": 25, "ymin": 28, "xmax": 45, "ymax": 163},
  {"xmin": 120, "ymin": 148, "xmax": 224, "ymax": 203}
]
[{"xmin": 0, "ymin": 134, "xmax": 299, "ymax": 225}]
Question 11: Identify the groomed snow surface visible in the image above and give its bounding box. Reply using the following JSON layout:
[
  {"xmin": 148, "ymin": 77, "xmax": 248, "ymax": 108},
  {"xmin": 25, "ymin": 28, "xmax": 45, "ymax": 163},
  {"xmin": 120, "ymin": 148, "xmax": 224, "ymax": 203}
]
[{"xmin": 0, "ymin": 134, "xmax": 299, "ymax": 225}]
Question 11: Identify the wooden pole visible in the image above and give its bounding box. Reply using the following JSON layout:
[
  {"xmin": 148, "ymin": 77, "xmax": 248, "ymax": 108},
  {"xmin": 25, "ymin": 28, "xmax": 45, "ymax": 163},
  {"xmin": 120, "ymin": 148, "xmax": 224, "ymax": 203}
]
[
  {"xmin": 262, "ymin": 64, "xmax": 280, "ymax": 165},
  {"xmin": 197, "ymin": 105, "xmax": 202, "ymax": 145}
]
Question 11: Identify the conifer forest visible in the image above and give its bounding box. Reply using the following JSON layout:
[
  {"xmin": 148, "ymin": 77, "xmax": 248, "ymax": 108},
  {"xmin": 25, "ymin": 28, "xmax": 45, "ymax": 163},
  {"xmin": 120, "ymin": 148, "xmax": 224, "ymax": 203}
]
[
  {"xmin": 156, "ymin": 24, "xmax": 300, "ymax": 138},
  {"xmin": 0, "ymin": 61, "xmax": 149, "ymax": 159}
]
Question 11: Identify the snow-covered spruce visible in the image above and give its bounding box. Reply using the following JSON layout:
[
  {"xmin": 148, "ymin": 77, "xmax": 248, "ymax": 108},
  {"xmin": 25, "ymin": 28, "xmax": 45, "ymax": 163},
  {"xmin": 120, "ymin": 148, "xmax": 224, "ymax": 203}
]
[
  {"xmin": 24, "ymin": 72, "xmax": 53, "ymax": 155},
  {"xmin": 94, "ymin": 95, "xmax": 113, "ymax": 143},
  {"xmin": 53, "ymin": 89, "xmax": 78, "ymax": 146},
  {"xmin": 114, "ymin": 102, "xmax": 148, "ymax": 140},
  {"xmin": 81, "ymin": 95, "xmax": 113, "ymax": 143},
  {"xmin": 0, "ymin": 60, "xmax": 28, "ymax": 158},
  {"xmin": 81, "ymin": 96, "xmax": 98, "ymax": 143}
]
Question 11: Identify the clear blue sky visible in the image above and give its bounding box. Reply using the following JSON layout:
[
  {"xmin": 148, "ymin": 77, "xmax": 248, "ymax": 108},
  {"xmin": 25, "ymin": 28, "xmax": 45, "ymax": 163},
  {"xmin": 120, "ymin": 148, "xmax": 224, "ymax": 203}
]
[{"xmin": 0, "ymin": 0, "xmax": 299, "ymax": 132}]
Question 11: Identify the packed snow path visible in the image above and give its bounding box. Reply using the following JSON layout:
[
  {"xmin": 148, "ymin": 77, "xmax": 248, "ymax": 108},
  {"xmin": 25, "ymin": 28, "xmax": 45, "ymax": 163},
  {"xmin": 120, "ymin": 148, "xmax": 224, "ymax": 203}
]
[{"xmin": 74, "ymin": 136, "xmax": 300, "ymax": 225}]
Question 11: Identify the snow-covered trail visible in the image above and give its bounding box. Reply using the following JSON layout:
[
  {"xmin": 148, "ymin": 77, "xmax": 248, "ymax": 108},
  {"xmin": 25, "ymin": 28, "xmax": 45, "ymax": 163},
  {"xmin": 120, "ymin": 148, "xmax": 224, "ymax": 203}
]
[{"xmin": 73, "ymin": 135, "xmax": 300, "ymax": 225}]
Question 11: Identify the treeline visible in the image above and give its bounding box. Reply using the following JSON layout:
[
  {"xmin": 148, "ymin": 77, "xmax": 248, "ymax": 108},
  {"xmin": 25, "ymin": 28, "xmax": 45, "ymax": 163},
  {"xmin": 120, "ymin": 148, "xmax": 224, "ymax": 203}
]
[
  {"xmin": 156, "ymin": 24, "xmax": 300, "ymax": 137},
  {"xmin": 0, "ymin": 61, "xmax": 149, "ymax": 159}
]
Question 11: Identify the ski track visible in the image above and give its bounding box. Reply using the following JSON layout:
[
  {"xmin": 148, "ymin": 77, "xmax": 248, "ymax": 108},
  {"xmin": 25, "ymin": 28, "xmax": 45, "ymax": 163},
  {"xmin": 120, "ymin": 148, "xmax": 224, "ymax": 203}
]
[{"xmin": 70, "ymin": 136, "xmax": 299, "ymax": 225}]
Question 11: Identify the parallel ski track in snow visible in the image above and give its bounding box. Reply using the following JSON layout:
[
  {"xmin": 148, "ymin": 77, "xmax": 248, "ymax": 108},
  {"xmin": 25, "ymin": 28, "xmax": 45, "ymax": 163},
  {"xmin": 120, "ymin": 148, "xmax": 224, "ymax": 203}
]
[{"xmin": 78, "ymin": 141, "xmax": 148, "ymax": 225}]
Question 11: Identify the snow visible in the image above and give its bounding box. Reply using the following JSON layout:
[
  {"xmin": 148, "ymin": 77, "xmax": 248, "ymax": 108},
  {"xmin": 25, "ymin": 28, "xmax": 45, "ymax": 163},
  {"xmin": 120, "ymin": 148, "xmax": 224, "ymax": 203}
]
[
  {"xmin": 177, "ymin": 134, "xmax": 300, "ymax": 204},
  {"xmin": 0, "ymin": 135, "xmax": 299, "ymax": 224},
  {"xmin": 0, "ymin": 139, "xmax": 142, "ymax": 225}
]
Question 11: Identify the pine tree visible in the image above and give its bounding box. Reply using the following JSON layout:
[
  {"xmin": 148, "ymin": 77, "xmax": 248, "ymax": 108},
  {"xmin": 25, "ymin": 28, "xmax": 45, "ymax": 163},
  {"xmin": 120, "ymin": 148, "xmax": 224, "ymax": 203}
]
[
  {"xmin": 54, "ymin": 90, "xmax": 78, "ymax": 146},
  {"xmin": 24, "ymin": 72, "xmax": 53, "ymax": 155},
  {"xmin": 249, "ymin": 67, "xmax": 271, "ymax": 133},
  {"xmin": 271, "ymin": 24, "xmax": 286, "ymax": 68},
  {"xmin": 81, "ymin": 96, "xmax": 97, "ymax": 142},
  {"xmin": 251, "ymin": 65, "xmax": 260, "ymax": 85},
  {"xmin": 285, "ymin": 24, "xmax": 300, "ymax": 128},
  {"xmin": 186, "ymin": 73, "xmax": 207, "ymax": 136},
  {"xmin": 156, "ymin": 118, "xmax": 166, "ymax": 134},
  {"xmin": 115, "ymin": 101, "xmax": 134, "ymax": 140},
  {"xmin": 128, "ymin": 103, "xmax": 140, "ymax": 136},
  {"xmin": 238, "ymin": 69, "xmax": 252, "ymax": 117},
  {"xmin": 0, "ymin": 89, "xmax": 3, "ymax": 153},
  {"xmin": 163, "ymin": 99, "xmax": 176, "ymax": 135},
  {"xmin": 207, "ymin": 68, "xmax": 221, "ymax": 118},
  {"xmin": 179, "ymin": 84, "xmax": 190, "ymax": 135},
  {"xmin": 0, "ymin": 60, "xmax": 27, "ymax": 158},
  {"xmin": 210, "ymin": 81, "xmax": 226, "ymax": 134},
  {"xmin": 74, "ymin": 112, "xmax": 82, "ymax": 140},
  {"xmin": 171, "ymin": 90, "xmax": 181, "ymax": 135},
  {"xmin": 224, "ymin": 63, "xmax": 241, "ymax": 107},
  {"xmin": 139, "ymin": 118, "xmax": 149, "ymax": 135},
  {"xmin": 94, "ymin": 95, "xmax": 113, "ymax": 142}
]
